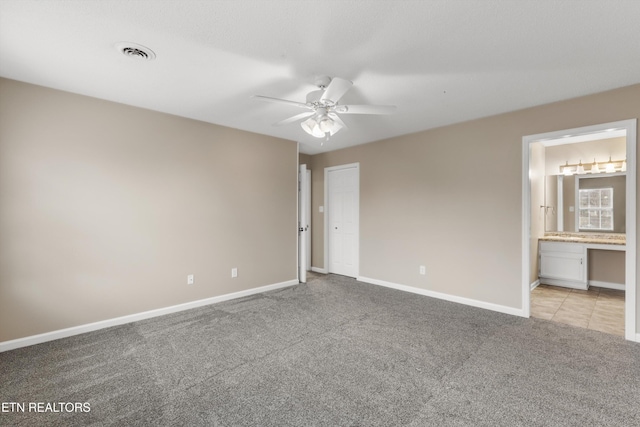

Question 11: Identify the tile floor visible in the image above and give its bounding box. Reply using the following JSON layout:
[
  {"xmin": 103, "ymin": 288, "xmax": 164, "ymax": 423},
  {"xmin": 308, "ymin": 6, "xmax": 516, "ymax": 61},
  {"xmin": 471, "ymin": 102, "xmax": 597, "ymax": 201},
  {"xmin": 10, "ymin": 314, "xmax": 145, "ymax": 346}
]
[{"xmin": 531, "ymin": 284, "xmax": 625, "ymax": 336}]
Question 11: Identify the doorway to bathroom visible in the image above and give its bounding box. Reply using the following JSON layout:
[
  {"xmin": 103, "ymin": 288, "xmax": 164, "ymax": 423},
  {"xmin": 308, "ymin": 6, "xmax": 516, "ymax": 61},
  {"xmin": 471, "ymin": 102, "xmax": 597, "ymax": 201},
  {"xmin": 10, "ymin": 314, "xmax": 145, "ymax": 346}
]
[{"xmin": 522, "ymin": 119, "xmax": 637, "ymax": 341}]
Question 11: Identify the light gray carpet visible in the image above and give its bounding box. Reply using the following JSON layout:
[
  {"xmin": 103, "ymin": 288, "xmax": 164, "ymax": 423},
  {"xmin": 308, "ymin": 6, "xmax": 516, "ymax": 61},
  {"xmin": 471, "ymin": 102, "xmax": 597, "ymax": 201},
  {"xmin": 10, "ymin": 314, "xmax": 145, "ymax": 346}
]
[{"xmin": 1, "ymin": 274, "xmax": 639, "ymax": 426}]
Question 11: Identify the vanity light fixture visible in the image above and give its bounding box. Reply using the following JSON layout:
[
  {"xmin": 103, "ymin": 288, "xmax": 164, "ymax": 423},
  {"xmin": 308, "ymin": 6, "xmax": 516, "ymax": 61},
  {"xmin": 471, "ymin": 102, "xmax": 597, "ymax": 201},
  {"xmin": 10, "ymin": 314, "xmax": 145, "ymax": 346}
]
[{"xmin": 558, "ymin": 158, "xmax": 625, "ymax": 175}]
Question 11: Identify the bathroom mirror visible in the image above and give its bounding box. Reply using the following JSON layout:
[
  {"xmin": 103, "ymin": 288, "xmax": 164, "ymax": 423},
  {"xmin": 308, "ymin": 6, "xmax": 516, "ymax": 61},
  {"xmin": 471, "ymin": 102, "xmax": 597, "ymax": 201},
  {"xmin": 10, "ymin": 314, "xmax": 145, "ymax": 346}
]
[{"xmin": 544, "ymin": 173, "xmax": 626, "ymax": 233}]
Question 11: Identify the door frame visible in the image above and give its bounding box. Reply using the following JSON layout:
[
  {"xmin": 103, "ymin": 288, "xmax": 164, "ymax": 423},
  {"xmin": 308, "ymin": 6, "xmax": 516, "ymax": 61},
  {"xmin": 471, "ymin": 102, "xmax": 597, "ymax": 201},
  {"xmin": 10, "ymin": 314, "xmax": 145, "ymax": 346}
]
[
  {"xmin": 521, "ymin": 119, "xmax": 637, "ymax": 341},
  {"xmin": 305, "ymin": 168, "xmax": 312, "ymax": 271},
  {"xmin": 324, "ymin": 163, "xmax": 360, "ymax": 277}
]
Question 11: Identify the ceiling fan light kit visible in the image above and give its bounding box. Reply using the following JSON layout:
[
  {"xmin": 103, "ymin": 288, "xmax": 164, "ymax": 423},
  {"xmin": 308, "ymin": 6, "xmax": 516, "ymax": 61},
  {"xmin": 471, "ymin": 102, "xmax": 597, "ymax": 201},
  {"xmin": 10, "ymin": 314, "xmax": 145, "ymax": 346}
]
[
  {"xmin": 253, "ymin": 76, "xmax": 396, "ymax": 143},
  {"xmin": 301, "ymin": 117, "xmax": 325, "ymax": 138}
]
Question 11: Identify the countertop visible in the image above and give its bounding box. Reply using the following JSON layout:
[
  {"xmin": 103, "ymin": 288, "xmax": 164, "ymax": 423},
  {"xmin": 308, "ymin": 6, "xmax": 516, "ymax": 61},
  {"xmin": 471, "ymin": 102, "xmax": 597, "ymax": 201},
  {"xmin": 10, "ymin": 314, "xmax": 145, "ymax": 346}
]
[{"xmin": 540, "ymin": 232, "xmax": 626, "ymax": 246}]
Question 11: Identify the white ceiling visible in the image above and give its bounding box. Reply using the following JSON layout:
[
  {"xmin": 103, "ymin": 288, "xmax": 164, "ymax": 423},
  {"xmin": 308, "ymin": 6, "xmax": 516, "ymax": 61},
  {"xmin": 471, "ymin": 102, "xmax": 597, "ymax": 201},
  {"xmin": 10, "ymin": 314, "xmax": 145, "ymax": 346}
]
[{"xmin": 1, "ymin": 1, "xmax": 639, "ymax": 155}]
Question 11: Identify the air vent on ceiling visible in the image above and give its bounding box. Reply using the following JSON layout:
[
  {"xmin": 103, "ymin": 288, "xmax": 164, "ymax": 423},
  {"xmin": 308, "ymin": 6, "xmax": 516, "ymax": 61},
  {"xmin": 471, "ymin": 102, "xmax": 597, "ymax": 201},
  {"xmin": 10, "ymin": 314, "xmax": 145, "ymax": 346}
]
[{"xmin": 115, "ymin": 42, "xmax": 156, "ymax": 60}]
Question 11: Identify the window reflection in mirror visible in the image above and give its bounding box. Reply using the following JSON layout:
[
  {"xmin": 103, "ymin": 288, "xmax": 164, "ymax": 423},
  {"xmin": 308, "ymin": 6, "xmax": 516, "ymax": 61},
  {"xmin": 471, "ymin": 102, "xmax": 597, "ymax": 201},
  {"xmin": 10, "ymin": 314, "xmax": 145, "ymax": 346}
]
[
  {"xmin": 575, "ymin": 174, "xmax": 625, "ymax": 233},
  {"xmin": 578, "ymin": 188, "xmax": 613, "ymax": 231}
]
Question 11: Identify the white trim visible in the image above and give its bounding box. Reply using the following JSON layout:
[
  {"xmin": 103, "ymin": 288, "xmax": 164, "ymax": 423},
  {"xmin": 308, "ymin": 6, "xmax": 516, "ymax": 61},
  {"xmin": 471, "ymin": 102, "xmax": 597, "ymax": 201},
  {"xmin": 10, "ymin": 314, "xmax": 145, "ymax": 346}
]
[
  {"xmin": 296, "ymin": 143, "xmax": 300, "ymax": 283},
  {"xmin": 585, "ymin": 243, "xmax": 626, "ymax": 251},
  {"xmin": 522, "ymin": 136, "xmax": 532, "ymax": 318},
  {"xmin": 539, "ymin": 278, "xmax": 588, "ymax": 290},
  {"xmin": 574, "ymin": 174, "xmax": 579, "ymax": 232},
  {"xmin": 636, "ymin": 333, "xmax": 640, "ymax": 343},
  {"xmin": 589, "ymin": 280, "xmax": 625, "ymax": 291},
  {"xmin": 539, "ymin": 129, "xmax": 627, "ymax": 146},
  {"xmin": 530, "ymin": 279, "xmax": 540, "ymax": 291},
  {"xmin": 358, "ymin": 276, "xmax": 525, "ymax": 318},
  {"xmin": 0, "ymin": 279, "xmax": 298, "ymax": 353},
  {"xmin": 624, "ymin": 120, "xmax": 637, "ymax": 342},
  {"xmin": 298, "ymin": 162, "xmax": 308, "ymax": 283},
  {"xmin": 557, "ymin": 175, "xmax": 564, "ymax": 231},
  {"xmin": 324, "ymin": 163, "xmax": 360, "ymax": 278},
  {"xmin": 522, "ymin": 119, "xmax": 637, "ymax": 342},
  {"xmin": 311, "ymin": 266, "xmax": 328, "ymax": 274}
]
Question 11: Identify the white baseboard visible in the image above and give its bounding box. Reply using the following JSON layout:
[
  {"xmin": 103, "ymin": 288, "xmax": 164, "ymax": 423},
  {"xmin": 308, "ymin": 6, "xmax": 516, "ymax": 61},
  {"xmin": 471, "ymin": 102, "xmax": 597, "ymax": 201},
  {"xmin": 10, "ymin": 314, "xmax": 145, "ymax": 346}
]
[
  {"xmin": 311, "ymin": 267, "xmax": 328, "ymax": 274},
  {"xmin": 589, "ymin": 280, "xmax": 625, "ymax": 291},
  {"xmin": 0, "ymin": 279, "xmax": 299, "ymax": 353},
  {"xmin": 530, "ymin": 279, "xmax": 540, "ymax": 291},
  {"xmin": 539, "ymin": 278, "xmax": 588, "ymax": 290},
  {"xmin": 357, "ymin": 276, "xmax": 525, "ymax": 318}
]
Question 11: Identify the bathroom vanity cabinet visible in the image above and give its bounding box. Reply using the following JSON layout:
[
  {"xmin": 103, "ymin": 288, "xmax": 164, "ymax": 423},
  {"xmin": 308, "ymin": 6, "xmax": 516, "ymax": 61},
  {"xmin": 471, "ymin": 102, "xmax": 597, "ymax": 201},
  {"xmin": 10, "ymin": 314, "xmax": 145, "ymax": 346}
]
[
  {"xmin": 538, "ymin": 234, "xmax": 626, "ymax": 290},
  {"xmin": 539, "ymin": 241, "xmax": 587, "ymax": 289}
]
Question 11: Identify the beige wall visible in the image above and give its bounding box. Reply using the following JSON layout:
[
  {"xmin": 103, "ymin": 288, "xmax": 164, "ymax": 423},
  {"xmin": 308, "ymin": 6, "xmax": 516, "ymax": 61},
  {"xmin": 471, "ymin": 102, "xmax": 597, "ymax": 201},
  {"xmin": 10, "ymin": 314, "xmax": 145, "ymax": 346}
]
[
  {"xmin": 0, "ymin": 78, "xmax": 298, "ymax": 343},
  {"xmin": 299, "ymin": 153, "xmax": 311, "ymax": 167},
  {"xmin": 308, "ymin": 84, "xmax": 639, "ymax": 318},
  {"xmin": 590, "ymin": 250, "xmax": 625, "ymax": 285}
]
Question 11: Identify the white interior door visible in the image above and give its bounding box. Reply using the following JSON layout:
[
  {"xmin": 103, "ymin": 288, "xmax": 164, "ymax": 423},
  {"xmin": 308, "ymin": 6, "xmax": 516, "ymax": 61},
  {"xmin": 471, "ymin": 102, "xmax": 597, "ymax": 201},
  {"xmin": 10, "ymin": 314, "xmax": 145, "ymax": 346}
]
[
  {"xmin": 327, "ymin": 164, "xmax": 359, "ymax": 277},
  {"xmin": 305, "ymin": 169, "xmax": 311, "ymax": 271},
  {"xmin": 298, "ymin": 164, "xmax": 309, "ymax": 283}
]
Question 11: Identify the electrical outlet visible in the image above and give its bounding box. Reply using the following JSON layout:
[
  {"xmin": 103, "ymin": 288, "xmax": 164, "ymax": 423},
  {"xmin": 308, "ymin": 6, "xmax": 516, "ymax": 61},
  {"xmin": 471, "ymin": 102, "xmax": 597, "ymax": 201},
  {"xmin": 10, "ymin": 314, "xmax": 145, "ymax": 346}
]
[
  {"xmin": 419, "ymin": 266, "xmax": 426, "ymax": 275},
  {"xmin": 187, "ymin": 274, "xmax": 194, "ymax": 285},
  {"xmin": 231, "ymin": 268, "xmax": 238, "ymax": 278}
]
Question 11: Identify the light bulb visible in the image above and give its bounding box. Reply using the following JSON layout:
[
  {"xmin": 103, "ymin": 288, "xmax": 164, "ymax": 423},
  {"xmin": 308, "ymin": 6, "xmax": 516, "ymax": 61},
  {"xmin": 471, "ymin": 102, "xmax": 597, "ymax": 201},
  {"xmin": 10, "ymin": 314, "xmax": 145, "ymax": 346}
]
[
  {"xmin": 605, "ymin": 157, "xmax": 615, "ymax": 173},
  {"xmin": 318, "ymin": 117, "xmax": 334, "ymax": 133},
  {"xmin": 576, "ymin": 161, "xmax": 585, "ymax": 174},
  {"xmin": 563, "ymin": 161, "xmax": 573, "ymax": 176},
  {"xmin": 310, "ymin": 123, "xmax": 324, "ymax": 138},
  {"xmin": 591, "ymin": 159, "xmax": 600, "ymax": 173}
]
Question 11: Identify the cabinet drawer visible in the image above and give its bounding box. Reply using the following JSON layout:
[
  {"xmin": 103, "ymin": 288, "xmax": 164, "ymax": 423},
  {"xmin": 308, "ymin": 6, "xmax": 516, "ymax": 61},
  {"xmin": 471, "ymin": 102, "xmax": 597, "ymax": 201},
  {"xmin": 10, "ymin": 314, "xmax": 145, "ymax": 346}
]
[{"xmin": 539, "ymin": 241, "xmax": 585, "ymax": 254}]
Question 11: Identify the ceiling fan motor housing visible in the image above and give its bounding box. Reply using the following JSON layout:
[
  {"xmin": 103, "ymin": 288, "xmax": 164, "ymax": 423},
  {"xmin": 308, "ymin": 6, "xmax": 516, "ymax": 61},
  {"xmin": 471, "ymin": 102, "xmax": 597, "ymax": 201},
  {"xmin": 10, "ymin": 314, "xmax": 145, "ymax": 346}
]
[{"xmin": 315, "ymin": 75, "xmax": 332, "ymax": 89}]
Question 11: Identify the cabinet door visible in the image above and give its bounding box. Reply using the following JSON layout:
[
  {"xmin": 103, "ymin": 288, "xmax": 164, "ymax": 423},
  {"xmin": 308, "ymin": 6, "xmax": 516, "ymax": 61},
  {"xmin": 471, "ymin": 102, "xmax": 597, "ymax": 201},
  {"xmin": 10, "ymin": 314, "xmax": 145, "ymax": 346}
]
[{"xmin": 540, "ymin": 252, "xmax": 585, "ymax": 282}]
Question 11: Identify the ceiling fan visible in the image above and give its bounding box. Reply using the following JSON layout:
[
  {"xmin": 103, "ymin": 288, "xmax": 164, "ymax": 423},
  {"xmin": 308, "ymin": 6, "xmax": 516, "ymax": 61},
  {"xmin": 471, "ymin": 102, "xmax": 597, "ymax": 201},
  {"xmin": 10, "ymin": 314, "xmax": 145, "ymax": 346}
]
[{"xmin": 253, "ymin": 76, "xmax": 396, "ymax": 142}]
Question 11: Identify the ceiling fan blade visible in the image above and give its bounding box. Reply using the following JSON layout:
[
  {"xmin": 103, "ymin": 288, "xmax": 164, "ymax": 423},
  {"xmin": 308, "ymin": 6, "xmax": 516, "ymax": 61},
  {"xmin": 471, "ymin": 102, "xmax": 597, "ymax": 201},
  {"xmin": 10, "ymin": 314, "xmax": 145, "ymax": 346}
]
[
  {"xmin": 337, "ymin": 104, "xmax": 397, "ymax": 115},
  {"xmin": 274, "ymin": 111, "xmax": 315, "ymax": 126},
  {"xmin": 252, "ymin": 95, "xmax": 310, "ymax": 109},
  {"xmin": 327, "ymin": 113, "xmax": 348, "ymax": 130},
  {"xmin": 320, "ymin": 77, "xmax": 353, "ymax": 103}
]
